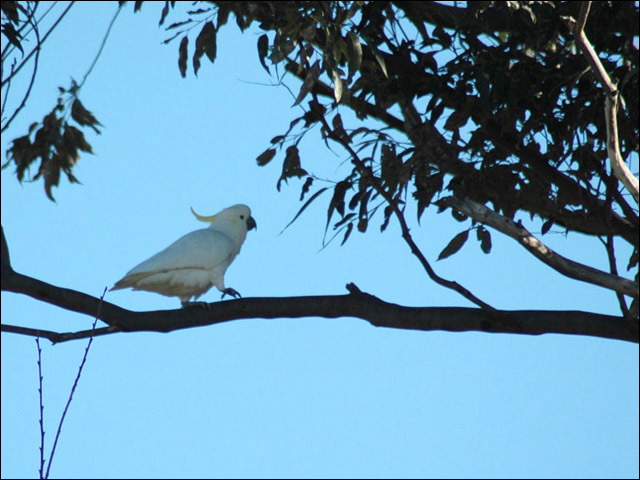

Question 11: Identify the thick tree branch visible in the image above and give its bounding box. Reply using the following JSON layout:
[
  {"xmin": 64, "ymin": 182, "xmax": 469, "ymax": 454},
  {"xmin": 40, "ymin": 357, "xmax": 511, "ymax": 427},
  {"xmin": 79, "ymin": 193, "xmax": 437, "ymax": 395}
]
[
  {"xmin": 444, "ymin": 196, "xmax": 639, "ymax": 299},
  {"xmin": 2, "ymin": 269, "xmax": 638, "ymax": 344},
  {"xmin": 563, "ymin": 2, "xmax": 639, "ymax": 203},
  {"xmin": 2, "ymin": 226, "xmax": 637, "ymax": 343},
  {"xmin": 604, "ymin": 91, "xmax": 638, "ymax": 203}
]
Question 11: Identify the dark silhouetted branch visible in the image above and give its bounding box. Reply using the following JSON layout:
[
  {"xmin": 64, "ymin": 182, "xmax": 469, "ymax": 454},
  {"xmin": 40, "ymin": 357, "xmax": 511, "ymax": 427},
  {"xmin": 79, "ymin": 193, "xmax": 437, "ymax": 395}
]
[
  {"xmin": 1, "ymin": 266, "xmax": 637, "ymax": 344},
  {"xmin": 2, "ymin": 224, "xmax": 637, "ymax": 344},
  {"xmin": 444, "ymin": 196, "xmax": 639, "ymax": 299}
]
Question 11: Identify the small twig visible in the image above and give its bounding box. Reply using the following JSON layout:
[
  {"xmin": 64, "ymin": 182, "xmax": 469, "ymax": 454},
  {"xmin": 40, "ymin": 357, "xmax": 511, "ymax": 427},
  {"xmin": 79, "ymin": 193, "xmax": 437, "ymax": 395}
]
[
  {"xmin": 574, "ymin": 1, "xmax": 591, "ymax": 40},
  {"xmin": 36, "ymin": 338, "xmax": 45, "ymax": 480},
  {"xmin": 567, "ymin": 2, "xmax": 617, "ymax": 94},
  {"xmin": 1, "ymin": 2, "xmax": 76, "ymax": 88},
  {"xmin": 44, "ymin": 288, "xmax": 106, "ymax": 479},
  {"xmin": 602, "ymin": 235, "xmax": 630, "ymax": 318},
  {"xmin": 2, "ymin": 324, "xmax": 120, "ymax": 343},
  {"xmin": 1, "ymin": 60, "xmax": 14, "ymax": 115},
  {"xmin": 0, "ymin": 1, "xmax": 40, "ymax": 61},
  {"xmin": 1, "ymin": 7, "xmax": 41, "ymax": 133},
  {"xmin": 77, "ymin": 3, "xmax": 124, "ymax": 90}
]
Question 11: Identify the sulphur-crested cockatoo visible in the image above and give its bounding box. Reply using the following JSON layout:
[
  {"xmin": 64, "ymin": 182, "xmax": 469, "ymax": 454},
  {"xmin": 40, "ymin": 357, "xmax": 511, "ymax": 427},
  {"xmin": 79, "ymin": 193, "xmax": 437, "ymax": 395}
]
[{"xmin": 111, "ymin": 204, "xmax": 256, "ymax": 306}]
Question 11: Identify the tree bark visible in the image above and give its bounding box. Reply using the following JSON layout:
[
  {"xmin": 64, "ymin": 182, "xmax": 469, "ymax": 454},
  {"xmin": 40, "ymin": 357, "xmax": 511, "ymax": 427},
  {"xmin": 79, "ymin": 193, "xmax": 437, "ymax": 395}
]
[{"xmin": 2, "ymin": 263, "xmax": 638, "ymax": 344}]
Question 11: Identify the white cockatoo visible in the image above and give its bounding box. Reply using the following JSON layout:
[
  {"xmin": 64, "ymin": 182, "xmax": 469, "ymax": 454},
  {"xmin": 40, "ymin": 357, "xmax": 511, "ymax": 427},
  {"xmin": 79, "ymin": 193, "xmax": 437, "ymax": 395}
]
[{"xmin": 111, "ymin": 204, "xmax": 256, "ymax": 306}]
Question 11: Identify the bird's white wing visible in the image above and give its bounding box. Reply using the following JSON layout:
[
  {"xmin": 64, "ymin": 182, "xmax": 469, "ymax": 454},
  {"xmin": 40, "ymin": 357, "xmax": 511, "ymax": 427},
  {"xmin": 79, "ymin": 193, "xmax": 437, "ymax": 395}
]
[
  {"xmin": 111, "ymin": 204, "xmax": 255, "ymax": 303},
  {"xmin": 127, "ymin": 228, "xmax": 237, "ymax": 275},
  {"xmin": 112, "ymin": 228, "xmax": 237, "ymax": 296}
]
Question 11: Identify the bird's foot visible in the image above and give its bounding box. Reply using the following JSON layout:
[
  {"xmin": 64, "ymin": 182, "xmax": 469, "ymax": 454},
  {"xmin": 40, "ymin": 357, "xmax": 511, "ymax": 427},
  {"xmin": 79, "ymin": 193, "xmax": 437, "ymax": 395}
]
[{"xmin": 221, "ymin": 288, "xmax": 242, "ymax": 300}]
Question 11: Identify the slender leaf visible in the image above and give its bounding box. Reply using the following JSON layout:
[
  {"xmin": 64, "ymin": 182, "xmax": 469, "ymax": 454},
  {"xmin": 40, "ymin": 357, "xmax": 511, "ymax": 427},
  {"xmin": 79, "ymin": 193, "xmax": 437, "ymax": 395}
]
[
  {"xmin": 257, "ymin": 34, "xmax": 270, "ymax": 73},
  {"xmin": 280, "ymin": 187, "xmax": 329, "ymax": 233},
  {"xmin": 193, "ymin": 21, "xmax": 216, "ymax": 74},
  {"xmin": 541, "ymin": 219, "xmax": 553, "ymax": 235},
  {"xmin": 166, "ymin": 19, "xmax": 192, "ymax": 30},
  {"xmin": 293, "ymin": 61, "xmax": 320, "ymax": 106},
  {"xmin": 178, "ymin": 36, "xmax": 188, "ymax": 77},
  {"xmin": 332, "ymin": 70, "xmax": 343, "ymax": 103},
  {"xmin": 159, "ymin": 1, "xmax": 170, "ymax": 26},
  {"xmin": 256, "ymin": 148, "xmax": 276, "ymax": 166},
  {"xmin": 372, "ymin": 48, "xmax": 388, "ymax": 78},
  {"xmin": 438, "ymin": 230, "xmax": 469, "ymax": 261},
  {"xmin": 347, "ymin": 31, "xmax": 362, "ymax": 80},
  {"xmin": 341, "ymin": 222, "xmax": 354, "ymax": 245}
]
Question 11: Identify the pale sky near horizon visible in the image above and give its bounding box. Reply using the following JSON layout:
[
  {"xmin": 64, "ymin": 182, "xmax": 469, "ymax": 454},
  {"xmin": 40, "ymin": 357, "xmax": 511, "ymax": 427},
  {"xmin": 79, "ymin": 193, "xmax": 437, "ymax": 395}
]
[{"xmin": 2, "ymin": 2, "xmax": 638, "ymax": 479}]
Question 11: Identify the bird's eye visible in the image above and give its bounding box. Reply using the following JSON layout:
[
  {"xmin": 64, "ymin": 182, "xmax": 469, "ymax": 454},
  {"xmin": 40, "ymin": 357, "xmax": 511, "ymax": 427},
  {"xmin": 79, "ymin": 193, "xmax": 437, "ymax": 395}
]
[{"xmin": 240, "ymin": 215, "xmax": 245, "ymax": 219}]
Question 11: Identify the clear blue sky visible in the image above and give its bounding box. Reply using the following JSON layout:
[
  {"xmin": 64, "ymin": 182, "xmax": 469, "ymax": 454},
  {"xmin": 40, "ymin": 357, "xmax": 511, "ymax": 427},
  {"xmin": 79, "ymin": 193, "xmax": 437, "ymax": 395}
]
[{"xmin": 2, "ymin": 2, "xmax": 638, "ymax": 478}]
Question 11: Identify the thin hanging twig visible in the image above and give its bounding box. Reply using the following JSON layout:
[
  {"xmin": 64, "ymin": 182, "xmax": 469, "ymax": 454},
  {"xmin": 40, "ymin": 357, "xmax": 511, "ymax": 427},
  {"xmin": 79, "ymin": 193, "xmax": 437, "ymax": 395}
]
[
  {"xmin": 44, "ymin": 288, "xmax": 106, "ymax": 479},
  {"xmin": 36, "ymin": 338, "xmax": 46, "ymax": 479}
]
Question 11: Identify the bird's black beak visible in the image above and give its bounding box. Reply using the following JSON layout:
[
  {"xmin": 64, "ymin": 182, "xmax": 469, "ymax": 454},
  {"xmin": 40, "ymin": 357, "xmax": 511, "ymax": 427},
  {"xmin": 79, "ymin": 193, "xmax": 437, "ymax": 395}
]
[{"xmin": 247, "ymin": 216, "xmax": 257, "ymax": 231}]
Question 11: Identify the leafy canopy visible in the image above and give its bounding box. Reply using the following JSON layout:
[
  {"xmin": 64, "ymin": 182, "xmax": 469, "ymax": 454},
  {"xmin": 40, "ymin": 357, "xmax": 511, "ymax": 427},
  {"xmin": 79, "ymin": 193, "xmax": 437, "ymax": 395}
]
[
  {"xmin": 2, "ymin": 1, "xmax": 638, "ymax": 312},
  {"xmin": 157, "ymin": 1, "xmax": 638, "ymax": 266}
]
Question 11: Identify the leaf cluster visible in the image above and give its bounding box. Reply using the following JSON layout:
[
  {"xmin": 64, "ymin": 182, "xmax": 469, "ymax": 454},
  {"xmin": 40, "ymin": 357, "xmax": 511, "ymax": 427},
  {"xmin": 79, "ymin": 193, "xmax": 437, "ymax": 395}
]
[
  {"xmin": 1, "ymin": 1, "xmax": 28, "ymax": 53},
  {"xmin": 3, "ymin": 83, "xmax": 101, "ymax": 201}
]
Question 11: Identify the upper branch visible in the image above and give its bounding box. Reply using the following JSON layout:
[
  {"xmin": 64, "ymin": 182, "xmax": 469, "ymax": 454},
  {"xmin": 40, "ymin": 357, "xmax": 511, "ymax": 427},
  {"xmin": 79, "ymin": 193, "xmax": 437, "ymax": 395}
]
[
  {"xmin": 602, "ymin": 235, "xmax": 630, "ymax": 318},
  {"xmin": 444, "ymin": 196, "xmax": 639, "ymax": 299},
  {"xmin": 563, "ymin": 2, "xmax": 639, "ymax": 204}
]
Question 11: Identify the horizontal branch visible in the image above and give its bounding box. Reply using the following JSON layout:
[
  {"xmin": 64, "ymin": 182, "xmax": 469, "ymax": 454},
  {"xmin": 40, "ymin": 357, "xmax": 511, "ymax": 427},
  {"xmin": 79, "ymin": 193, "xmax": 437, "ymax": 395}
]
[
  {"xmin": 1, "ymin": 324, "xmax": 120, "ymax": 343},
  {"xmin": 2, "ymin": 225, "xmax": 637, "ymax": 343},
  {"xmin": 2, "ymin": 267, "xmax": 638, "ymax": 344},
  {"xmin": 444, "ymin": 196, "xmax": 639, "ymax": 299}
]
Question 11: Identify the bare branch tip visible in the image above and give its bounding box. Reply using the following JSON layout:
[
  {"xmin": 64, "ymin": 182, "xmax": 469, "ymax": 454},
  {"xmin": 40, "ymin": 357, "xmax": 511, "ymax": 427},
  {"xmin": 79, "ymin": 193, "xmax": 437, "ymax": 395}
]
[{"xmin": 346, "ymin": 282, "xmax": 362, "ymax": 295}]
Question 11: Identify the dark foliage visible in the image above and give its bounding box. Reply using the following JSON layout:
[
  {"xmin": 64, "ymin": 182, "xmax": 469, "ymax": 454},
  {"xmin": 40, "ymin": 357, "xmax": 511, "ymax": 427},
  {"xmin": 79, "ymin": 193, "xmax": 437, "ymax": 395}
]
[{"xmin": 143, "ymin": 1, "xmax": 637, "ymax": 293}]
